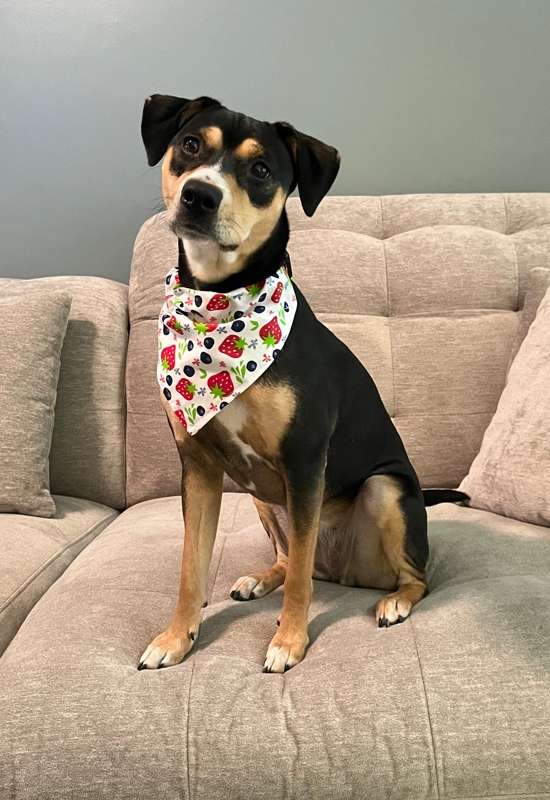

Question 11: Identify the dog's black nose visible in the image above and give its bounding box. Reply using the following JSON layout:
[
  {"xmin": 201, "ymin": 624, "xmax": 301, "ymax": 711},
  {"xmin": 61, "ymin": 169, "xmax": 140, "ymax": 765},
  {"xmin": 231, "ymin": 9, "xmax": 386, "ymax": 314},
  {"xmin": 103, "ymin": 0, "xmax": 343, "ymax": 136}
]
[{"xmin": 181, "ymin": 180, "xmax": 222, "ymax": 213}]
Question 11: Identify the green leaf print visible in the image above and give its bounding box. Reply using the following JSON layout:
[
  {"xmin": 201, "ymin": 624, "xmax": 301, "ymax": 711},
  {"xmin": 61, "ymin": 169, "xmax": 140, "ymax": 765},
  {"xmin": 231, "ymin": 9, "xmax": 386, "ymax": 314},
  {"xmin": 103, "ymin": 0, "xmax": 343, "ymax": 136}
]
[
  {"xmin": 230, "ymin": 361, "xmax": 247, "ymax": 385},
  {"xmin": 185, "ymin": 404, "xmax": 197, "ymax": 424}
]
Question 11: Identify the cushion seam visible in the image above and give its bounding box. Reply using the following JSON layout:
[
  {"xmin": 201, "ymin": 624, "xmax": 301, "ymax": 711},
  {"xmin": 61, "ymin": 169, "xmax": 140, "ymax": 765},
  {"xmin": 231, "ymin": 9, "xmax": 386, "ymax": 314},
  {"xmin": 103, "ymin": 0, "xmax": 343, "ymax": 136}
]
[
  {"xmin": 503, "ymin": 193, "xmax": 521, "ymax": 311},
  {"xmin": 379, "ymin": 197, "xmax": 397, "ymax": 416},
  {"xmin": 409, "ymin": 617, "xmax": 441, "ymax": 799},
  {"xmin": 0, "ymin": 511, "xmax": 117, "ymax": 614},
  {"xmin": 448, "ymin": 794, "xmax": 550, "ymax": 800},
  {"xmin": 186, "ymin": 658, "xmax": 195, "ymax": 800},
  {"xmin": 395, "ymin": 409, "xmax": 493, "ymax": 419},
  {"xmin": 126, "ymin": 408, "xmax": 495, "ymax": 419},
  {"xmin": 131, "ymin": 307, "xmax": 519, "ymax": 322},
  {"xmin": 502, "ymin": 193, "xmax": 509, "ymax": 236}
]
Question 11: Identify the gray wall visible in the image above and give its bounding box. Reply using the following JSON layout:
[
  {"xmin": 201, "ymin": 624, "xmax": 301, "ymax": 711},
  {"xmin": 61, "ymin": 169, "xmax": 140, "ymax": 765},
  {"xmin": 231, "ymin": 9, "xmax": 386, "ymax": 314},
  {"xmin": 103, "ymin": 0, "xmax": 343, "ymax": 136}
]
[{"xmin": 2, "ymin": 0, "xmax": 550, "ymax": 282}]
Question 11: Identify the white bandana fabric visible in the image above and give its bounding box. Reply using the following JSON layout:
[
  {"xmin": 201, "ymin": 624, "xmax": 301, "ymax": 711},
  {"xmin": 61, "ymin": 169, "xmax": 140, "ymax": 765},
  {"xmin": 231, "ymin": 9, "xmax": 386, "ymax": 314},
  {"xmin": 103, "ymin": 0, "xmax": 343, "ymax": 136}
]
[{"xmin": 157, "ymin": 262, "xmax": 297, "ymax": 435}]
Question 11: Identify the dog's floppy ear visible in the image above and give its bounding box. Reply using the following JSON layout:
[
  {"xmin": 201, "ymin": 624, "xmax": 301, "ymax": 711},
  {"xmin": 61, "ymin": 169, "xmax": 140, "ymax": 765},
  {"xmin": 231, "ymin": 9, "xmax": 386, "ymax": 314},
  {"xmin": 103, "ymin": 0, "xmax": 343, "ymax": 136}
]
[
  {"xmin": 141, "ymin": 94, "xmax": 222, "ymax": 166},
  {"xmin": 275, "ymin": 122, "xmax": 340, "ymax": 216}
]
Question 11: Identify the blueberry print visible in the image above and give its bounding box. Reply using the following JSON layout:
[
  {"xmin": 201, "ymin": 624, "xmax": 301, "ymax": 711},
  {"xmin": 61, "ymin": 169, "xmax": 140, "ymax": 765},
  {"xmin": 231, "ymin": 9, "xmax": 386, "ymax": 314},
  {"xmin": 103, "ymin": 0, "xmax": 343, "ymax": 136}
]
[{"xmin": 157, "ymin": 259, "xmax": 297, "ymax": 435}]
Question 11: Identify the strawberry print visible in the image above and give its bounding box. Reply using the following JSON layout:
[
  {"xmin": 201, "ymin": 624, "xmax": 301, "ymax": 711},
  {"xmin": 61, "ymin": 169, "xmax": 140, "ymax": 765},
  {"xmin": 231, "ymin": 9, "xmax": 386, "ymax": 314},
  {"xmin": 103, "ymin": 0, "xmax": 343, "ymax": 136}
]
[
  {"xmin": 259, "ymin": 317, "xmax": 282, "ymax": 347},
  {"xmin": 160, "ymin": 345, "xmax": 176, "ymax": 371},
  {"xmin": 157, "ymin": 259, "xmax": 297, "ymax": 435},
  {"xmin": 271, "ymin": 281, "xmax": 283, "ymax": 303},
  {"xmin": 206, "ymin": 294, "xmax": 229, "ymax": 311},
  {"xmin": 193, "ymin": 320, "xmax": 218, "ymax": 334},
  {"xmin": 167, "ymin": 316, "xmax": 184, "ymax": 334},
  {"xmin": 208, "ymin": 371, "xmax": 234, "ymax": 399},
  {"xmin": 174, "ymin": 409, "xmax": 187, "ymax": 428},
  {"xmin": 175, "ymin": 378, "xmax": 196, "ymax": 400},
  {"xmin": 219, "ymin": 335, "xmax": 246, "ymax": 359}
]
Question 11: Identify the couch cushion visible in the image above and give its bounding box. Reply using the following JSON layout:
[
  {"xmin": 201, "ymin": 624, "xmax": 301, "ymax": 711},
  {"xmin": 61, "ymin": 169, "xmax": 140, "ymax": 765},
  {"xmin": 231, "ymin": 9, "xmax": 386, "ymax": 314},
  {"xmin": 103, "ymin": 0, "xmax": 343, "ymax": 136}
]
[
  {"xmin": 125, "ymin": 194, "xmax": 550, "ymax": 503},
  {"xmin": 461, "ymin": 285, "xmax": 550, "ymax": 526},
  {"xmin": 0, "ymin": 495, "xmax": 117, "ymax": 655},
  {"xmin": 0, "ymin": 276, "xmax": 129, "ymax": 509},
  {"xmin": 0, "ymin": 494, "xmax": 548, "ymax": 798},
  {"xmin": 0, "ymin": 288, "xmax": 71, "ymax": 517}
]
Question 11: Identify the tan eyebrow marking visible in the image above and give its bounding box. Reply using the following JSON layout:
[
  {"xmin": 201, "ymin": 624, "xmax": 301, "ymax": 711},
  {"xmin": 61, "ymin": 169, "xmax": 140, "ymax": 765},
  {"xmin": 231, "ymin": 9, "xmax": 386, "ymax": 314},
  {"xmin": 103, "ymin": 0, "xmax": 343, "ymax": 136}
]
[
  {"xmin": 235, "ymin": 138, "xmax": 264, "ymax": 159},
  {"xmin": 200, "ymin": 126, "xmax": 223, "ymax": 149}
]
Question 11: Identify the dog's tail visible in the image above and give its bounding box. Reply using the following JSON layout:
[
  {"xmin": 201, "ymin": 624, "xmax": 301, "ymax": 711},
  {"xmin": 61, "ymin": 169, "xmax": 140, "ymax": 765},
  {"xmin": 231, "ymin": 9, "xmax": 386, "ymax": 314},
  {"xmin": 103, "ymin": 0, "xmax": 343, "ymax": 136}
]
[{"xmin": 422, "ymin": 489, "xmax": 470, "ymax": 507}]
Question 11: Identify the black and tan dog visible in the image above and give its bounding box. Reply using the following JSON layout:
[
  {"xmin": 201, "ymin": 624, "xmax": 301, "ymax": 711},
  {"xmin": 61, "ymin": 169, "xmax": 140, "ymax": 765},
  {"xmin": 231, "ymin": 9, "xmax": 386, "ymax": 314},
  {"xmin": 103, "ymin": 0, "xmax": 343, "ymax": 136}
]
[{"xmin": 138, "ymin": 94, "xmax": 466, "ymax": 673}]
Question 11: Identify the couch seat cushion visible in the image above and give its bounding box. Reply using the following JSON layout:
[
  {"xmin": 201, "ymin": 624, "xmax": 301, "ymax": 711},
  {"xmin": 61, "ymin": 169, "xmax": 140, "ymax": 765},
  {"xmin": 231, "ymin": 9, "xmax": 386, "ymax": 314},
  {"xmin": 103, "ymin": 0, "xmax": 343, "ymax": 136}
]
[
  {"xmin": 0, "ymin": 494, "xmax": 549, "ymax": 799},
  {"xmin": 0, "ymin": 495, "xmax": 118, "ymax": 654}
]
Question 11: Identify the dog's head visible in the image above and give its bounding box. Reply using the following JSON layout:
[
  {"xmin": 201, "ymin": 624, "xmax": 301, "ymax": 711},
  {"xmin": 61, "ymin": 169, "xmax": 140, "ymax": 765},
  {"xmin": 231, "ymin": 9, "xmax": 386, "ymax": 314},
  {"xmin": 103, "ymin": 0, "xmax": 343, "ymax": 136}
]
[{"xmin": 141, "ymin": 94, "xmax": 340, "ymax": 282}]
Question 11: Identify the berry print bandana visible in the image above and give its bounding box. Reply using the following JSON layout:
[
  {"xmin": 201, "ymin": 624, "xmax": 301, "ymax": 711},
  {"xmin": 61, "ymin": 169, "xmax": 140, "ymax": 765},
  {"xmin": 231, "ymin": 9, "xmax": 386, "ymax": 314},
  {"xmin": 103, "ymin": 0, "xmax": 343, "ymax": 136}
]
[{"xmin": 157, "ymin": 260, "xmax": 297, "ymax": 435}]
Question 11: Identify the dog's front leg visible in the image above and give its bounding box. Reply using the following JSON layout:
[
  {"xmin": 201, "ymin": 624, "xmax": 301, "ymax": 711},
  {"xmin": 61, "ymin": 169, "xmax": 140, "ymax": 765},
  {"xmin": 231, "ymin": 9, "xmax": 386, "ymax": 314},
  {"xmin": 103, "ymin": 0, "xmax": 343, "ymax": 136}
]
[
  {"xmin": 138, "ymin": 452, "xmax": 223, "ymax": 670},
  {"xmin": 263, "ymin": 464, "xmax": 325, "ymax": 673}
]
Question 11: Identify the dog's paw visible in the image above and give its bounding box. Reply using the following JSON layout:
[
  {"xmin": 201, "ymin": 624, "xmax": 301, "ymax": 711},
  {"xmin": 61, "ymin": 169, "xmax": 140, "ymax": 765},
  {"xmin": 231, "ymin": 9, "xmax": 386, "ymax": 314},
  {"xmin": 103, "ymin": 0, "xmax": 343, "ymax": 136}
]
[
  {"xmin": 230, "ymin": 574, "xmax": 268, "ymax": 601},
  {"xmin": 375, "ymin": 593, "xmax": 412, "ymax": 628},
  {"xmin": 263, "ymin": 629, "xmax": 309, "ymax": 673},
  {"xmin": 138, "ymin": 627, "xmax": 196, "ymax": 670}
]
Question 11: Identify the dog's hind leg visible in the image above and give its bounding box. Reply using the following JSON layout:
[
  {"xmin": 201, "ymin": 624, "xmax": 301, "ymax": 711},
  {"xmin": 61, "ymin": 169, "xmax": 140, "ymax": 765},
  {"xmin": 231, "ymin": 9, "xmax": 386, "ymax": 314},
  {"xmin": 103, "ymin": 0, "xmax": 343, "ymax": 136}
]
[
  {"xmin": 342, "ymin": 474, "xmax": 428, "ymax": 626},
  {"xmin": 229, "ymin": 499, "xmax": 288, "ymax": 601}
]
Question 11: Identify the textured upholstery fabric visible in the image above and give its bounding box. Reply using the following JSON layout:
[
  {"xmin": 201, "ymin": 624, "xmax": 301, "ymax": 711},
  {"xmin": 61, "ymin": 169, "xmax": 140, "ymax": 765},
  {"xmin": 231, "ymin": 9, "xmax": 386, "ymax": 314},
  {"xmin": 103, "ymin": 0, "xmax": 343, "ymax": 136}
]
[
  {"xmin": 126, "ymin": 194, "xmax": 550, "ymax": 504},
  {"xmin": 0, "ymin": 289, "xmax": 71, "ymax": 517},
  {"xmin": 0, "ymin": 276, "xmax": 128, "ymax": 509},
  {"xmin": 0, "ymin": 496, "xmax": 117, "ymax": 654},
  {"xmin": 508, "ymin": 267, "xmax": 550, "ymax": 366},
  {"xmin": 461, "ymin": 286, "xmax": 550, "ymax": 525},
  {"xmin": 0, "ymin": 494, "xmax": 548, "ymax": 798}
]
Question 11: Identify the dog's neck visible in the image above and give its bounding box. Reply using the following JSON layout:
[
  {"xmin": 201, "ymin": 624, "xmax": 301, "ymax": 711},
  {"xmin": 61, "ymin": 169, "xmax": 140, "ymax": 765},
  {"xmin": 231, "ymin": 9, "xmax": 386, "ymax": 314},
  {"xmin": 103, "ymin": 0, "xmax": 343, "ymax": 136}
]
[{"xmin": 177, "ymin": 211, "xmax": 291, "ymax": 293}]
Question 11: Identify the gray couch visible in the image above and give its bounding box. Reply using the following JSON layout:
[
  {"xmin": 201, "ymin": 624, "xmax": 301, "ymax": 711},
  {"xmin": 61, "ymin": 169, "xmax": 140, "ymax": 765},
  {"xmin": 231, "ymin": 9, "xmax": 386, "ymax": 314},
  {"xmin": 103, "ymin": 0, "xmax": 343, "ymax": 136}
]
[{"xmin": 1, "ymin": 194, "xmax": 550, "ymax": 799}]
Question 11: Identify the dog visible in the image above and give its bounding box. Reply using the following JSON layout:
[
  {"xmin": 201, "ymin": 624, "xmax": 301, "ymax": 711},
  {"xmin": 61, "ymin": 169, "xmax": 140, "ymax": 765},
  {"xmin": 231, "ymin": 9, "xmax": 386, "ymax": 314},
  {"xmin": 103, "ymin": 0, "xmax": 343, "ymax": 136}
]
[{"xmin": 137, "ymin": 94, "xmax": 467, "ymax": 673}]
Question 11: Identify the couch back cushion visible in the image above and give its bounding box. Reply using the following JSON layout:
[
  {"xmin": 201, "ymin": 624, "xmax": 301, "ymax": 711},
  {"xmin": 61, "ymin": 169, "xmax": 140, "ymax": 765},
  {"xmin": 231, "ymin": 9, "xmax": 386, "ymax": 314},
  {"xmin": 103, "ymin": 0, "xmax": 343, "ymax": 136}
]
[
  {"xmin": 126, "ymin": 194, "xmax": 550, "ymax": 505},
  {"xmin": 0, "ymin": 276, "xmax": 128, "ymax": 509}
]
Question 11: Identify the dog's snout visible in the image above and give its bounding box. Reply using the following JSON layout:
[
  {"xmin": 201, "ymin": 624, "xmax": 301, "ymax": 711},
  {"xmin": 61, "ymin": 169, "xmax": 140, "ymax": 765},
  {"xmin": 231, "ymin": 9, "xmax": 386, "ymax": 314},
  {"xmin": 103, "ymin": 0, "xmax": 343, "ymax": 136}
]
[{"xmin": 181, "ymin": 180, "xmax": 222, "ymax": 213}]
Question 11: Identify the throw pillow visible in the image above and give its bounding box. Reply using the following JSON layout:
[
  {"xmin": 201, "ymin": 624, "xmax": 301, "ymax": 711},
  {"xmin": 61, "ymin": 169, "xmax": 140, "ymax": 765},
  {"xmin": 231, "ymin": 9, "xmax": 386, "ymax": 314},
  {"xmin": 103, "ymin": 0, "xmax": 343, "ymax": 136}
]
[{"xmin": 0, "ymin": 289, "xmax": 71, "ymax": 516}]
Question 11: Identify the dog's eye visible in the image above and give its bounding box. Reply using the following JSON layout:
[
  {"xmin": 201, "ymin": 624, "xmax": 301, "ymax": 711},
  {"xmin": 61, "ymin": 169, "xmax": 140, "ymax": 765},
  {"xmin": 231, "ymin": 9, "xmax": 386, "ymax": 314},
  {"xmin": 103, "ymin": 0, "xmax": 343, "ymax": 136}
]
[
  {"xmin": 182, "ymin": 136, "xmax": 200, "ymax": 155},
  {"xmin": 251, "ymin": 161, "xmax": 271, "ymax": 180}
]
